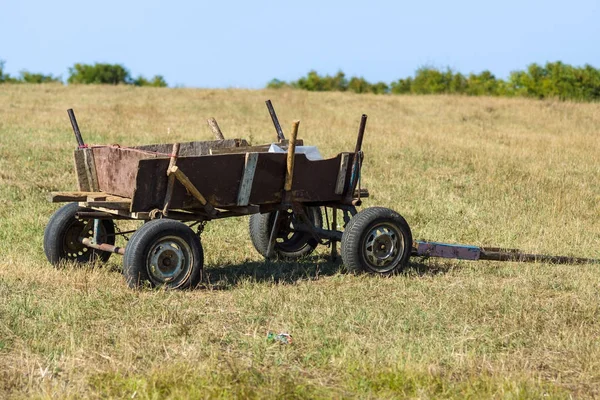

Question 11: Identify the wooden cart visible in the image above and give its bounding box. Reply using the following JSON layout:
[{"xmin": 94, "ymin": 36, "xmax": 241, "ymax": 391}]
[{"xmin": 44, "ymin": 102, "xmax": 414, "ymax": 288}]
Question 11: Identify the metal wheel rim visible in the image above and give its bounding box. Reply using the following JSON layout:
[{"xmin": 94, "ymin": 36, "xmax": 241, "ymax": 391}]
[
  {"xmin": 62, "ymin": 218, "xmax": 106, "ymax": 261},
  {"xmin": 272, "ymin": 209, "xmax": 316, "ymax": 251},
  {"xmin": 361, "ymin": 222, "xmax": 404, "ymax": 273},
  {"xmin": 146, "ymin": 235, "xmax": 193, "ymax": 287}
]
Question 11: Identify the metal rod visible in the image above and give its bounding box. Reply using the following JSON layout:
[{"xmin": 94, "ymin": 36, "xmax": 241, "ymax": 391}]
[
  {"xmin": 92, "ymin": 219, "xmax": 101, "ymax": 245},
  {"xmin": 75, "ymin": 211, "xmax": 129, "ymax": 220},
  {"xmin": 80, "ymin": 238, "xmax": 125, "ymax": 255},
  {"xmin": 479, "ymin": 249, "xmax": 600, "ymax": 265},
  {"xmin": 353, "ymin": 114, "xmax": 368, "ymax": 154},
  {"xmin": 345, "ymin": 114, "xmax": 367, "ymax": 202},
  {"xmin": 67, "ymin": 108, "xmax": 85, "ymax": 148},
  {"xmin": 266, "ymin": 210, "xmax": 282, "ymax": 259},
  {"xmin": 413, "ymin": 240, "xmax": 600, "ymax": 265},
  {"xmin": 265, "ymin": 100, "xmax": 285, "ymax": 141},
  {"xmin": 331, "ymin": 207, "xmax": 338, "ymax": 260}
]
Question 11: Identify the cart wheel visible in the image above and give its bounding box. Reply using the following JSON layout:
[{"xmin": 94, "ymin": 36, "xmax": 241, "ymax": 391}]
[
  {"xmin": 249, "ymin": 207, "xmax": 322, "ymax": 260},
  {"xmin": 43, "ymin": 202, "xmax": 115, "ymax": 266},
  {"xmin": 123, "ymin": 219, "xmax": 203, "ymax": 289},
  {"xmin": 341, "ymin": 207, "xmax": 412, "ymax": 274}
]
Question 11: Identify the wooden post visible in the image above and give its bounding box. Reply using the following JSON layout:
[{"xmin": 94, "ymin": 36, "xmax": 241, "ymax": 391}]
[
  {"xmin": 284, "ymin": 120, "xmax": 300, "ymax": 192},
  {"xmin": 207, "ymin": 118, "xmax": 225, "ymax": 140},
  {"xmin": 162, "ymin": 143, "xmax": 180, "ymax": 216}
]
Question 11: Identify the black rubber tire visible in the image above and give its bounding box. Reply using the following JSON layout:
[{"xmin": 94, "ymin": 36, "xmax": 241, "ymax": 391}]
[
  {"xmin": 341, "ymin": 207, "xmax": 412, "ymax": 274},
  {"xmin": 43, "ymin": 202, "xmax": 115, "ymax": 266},
  {"xmin": 123, "ymin": 219, "xmax": 203, "ymax": 289},
  {"xmin": 248, "ymin": 207, "xmax": 323, "ymax": 260}
]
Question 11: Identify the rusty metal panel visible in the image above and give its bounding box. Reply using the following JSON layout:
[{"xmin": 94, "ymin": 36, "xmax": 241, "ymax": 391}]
[{"xmin": 415, "ymin": 241, "xmax": 481, "ymax": 260}]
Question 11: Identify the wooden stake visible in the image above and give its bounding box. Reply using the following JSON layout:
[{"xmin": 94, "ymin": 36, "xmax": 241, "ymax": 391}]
[
  {"xmin": 168, "ymin": 165, "xmax": 216, "ymax": 216},
  {"xmin": 284, "ymin": 120, "xmax": 299, "ymax": 192},
  {"xmin": 162, "ymin": 143, "xmax": 180, "ymax": 216},
  {"xmin": 207, "ymin": 118, "xmax": 225, "ymax": 140}
]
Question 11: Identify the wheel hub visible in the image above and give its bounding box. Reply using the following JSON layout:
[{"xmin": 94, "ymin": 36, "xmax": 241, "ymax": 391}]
[
  {"xmin": 148, "ymin": 238, "xmax": 190, "ymax": 284},
  {"xmin": 364, "ymin": 225, "xmax": 402, "ymax": 271}
]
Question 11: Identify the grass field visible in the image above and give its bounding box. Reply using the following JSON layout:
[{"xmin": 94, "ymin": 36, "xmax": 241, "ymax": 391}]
[{"xmin": 1, "ymin": 84, "xmax": 600, "ymax": 399}]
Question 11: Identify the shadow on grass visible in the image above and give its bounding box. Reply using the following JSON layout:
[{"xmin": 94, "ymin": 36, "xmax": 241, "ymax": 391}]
[
  {"xmin": 201, "ymin": 256, "xmax": 455, "ymax": 290},
  {"xmin": 202, "ymin": 256, "xmax": 342, "ymax": 290}
]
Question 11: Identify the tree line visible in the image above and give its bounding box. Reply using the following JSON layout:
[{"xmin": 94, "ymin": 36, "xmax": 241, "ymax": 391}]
[
  {"xmin": 268, "ymin": 62, "xmax": 600, "ymax": 101},
  {"xmin": 0, "ymin": 60, "xmax": 167, "ymax": 87}
]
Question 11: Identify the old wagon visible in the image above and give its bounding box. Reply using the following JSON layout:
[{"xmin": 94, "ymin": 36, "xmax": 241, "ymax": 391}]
[{"xmin": 44, "ymin": 102, "xmax": 414, "ymax": 288}]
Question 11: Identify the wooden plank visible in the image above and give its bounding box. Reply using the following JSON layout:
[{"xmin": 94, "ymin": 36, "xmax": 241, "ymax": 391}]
[
  {"xmin": 134, "ymin": 139, "xmax": 248, "ymax": 157},
  {"xmin": 169, "ymin": 166, "xmax": 209, "ymax": 206},
  {"xmin": 49, "ymin": 191, "xmax": 102, "ymax": 202},
  {"xmin": 209, "ymin": 140, "xmax": 304, "ymax": 155},
  {"xmin": 334, "ymin": 153, "xmax": 350, "ymax": 195},
  {"xmin": 236, "ymin": 152, "xmax": 259, "ymax": 206},
  {"xmin": 168, "ymin": 166, "xmax": 217, "ymax": 216},
  {"xmin": 87, "ymin": 194, "xmax": 107, "ymax": 201},
  {"xmin": 78, "ymin": 205, "xmax": 150, "ymax": 220},
  {"xmin": 210, "ymin": 144, "xmax": 271, "ymax": 155},
  {"xmin": 85, "ymin": 200, "xmax": 131, "ymax": 210},
  {"xmin": 82, "ymin": 148, "xmax": 99, "ymax": 192},
  {"xmin": 73, "ymin": 150, "xmax": 91, "ymax": 191}
]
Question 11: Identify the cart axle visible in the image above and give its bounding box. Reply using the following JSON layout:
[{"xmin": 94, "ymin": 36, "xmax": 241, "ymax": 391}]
[{"xmin": 80, "ymin": 237, "xmax": 125, "ymax": 255}]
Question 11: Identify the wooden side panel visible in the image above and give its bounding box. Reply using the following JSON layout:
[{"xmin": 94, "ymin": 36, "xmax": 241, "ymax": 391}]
[
  {"xmin": 92, "ymin": 147, "xmax": 157, "ymax": 198},
  {"xmin": 133, "ymin": 138, "xmax": 248, "ymax": 156},
  {"xmin": 288, "ymin": 153, "xmax": 355, "ymax": 203},
  {"xmin": 130, "ymin": 152, "xmax": 356, "ymax": 212}
]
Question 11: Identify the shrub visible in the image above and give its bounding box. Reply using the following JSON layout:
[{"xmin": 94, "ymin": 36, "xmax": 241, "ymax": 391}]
[
  {"xmin": 68, "ymin": 63, "xmax": 131, "ymax": 85},
  {"xmin": 133, "ymin": 75, "xmax": 168, "ymax": 87},
  {"xmin": 19, "ymin": 70, "xmax": 61, "ymax": 83}
]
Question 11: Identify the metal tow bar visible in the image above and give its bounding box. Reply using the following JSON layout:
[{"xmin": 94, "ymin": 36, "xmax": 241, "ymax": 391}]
[{"xmin": 413, "ymin": 241, "xmax": 599, "ymax": 265}]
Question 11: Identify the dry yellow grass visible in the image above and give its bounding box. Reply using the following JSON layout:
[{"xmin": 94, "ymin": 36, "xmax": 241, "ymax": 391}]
[{"xmin": 1, "ymin": 84, "xmax": 600, "ymax": 398}]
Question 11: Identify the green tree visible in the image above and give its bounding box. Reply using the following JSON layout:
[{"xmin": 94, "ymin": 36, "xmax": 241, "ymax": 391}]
[
  {"xmin": 68, "ymin": 63, "xmax": 131, "ymax": 85},
  {"xmin": 390, "ymin": 77, "xmax": 412, "ymax": 94},
  {"xmin": 133, "ymin": 75, "xmax": 168, "ymax": 87},
  {"xmin": 19, "ymin": 70, "xmax": 61, "ymax": 83},
  {"xmin": 411, "ymin": 67, "xmax": 453, "ymax": 94},
  {"xmin": 466, "ymin": 70, "xmax": 500, "ymax": 96},
  {"xmin": 266, "ymin": 78, "xmax": 289, "ymax": 89}
]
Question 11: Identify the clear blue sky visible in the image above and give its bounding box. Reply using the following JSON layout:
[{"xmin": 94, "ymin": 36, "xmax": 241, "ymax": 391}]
[{"xmin": 1, "ymin": 0, "xmax": 599, "ymax": 88}]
